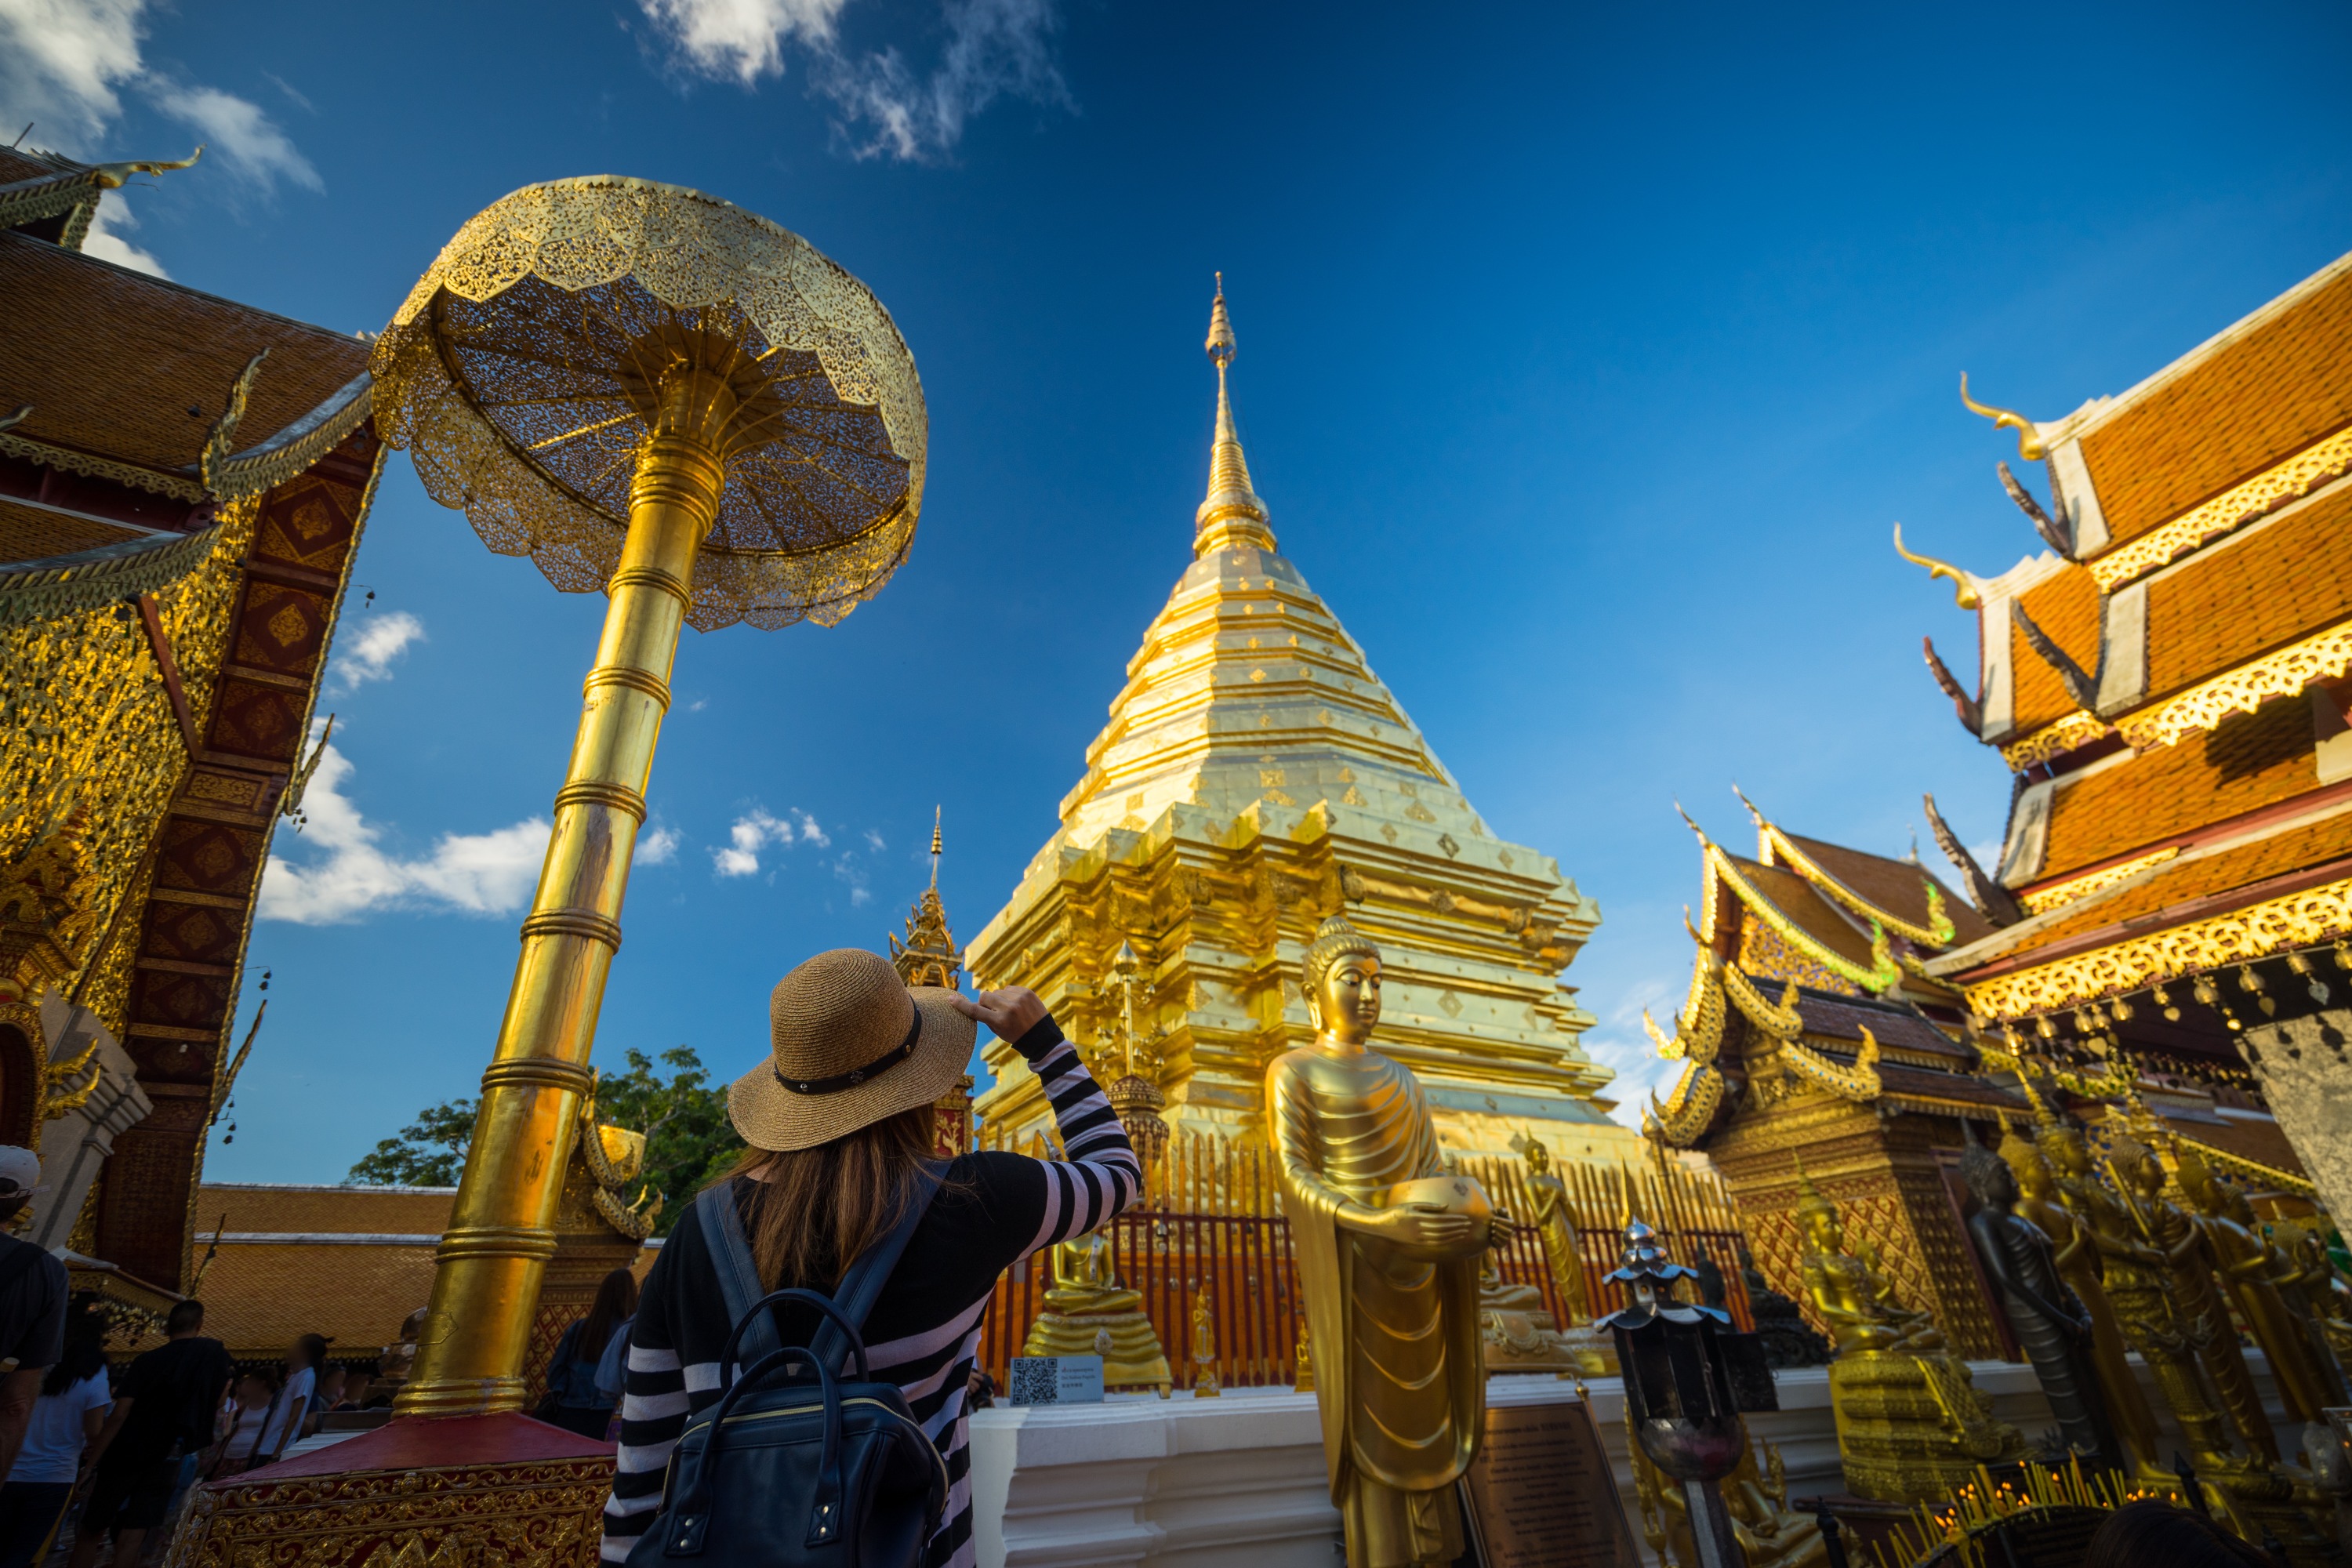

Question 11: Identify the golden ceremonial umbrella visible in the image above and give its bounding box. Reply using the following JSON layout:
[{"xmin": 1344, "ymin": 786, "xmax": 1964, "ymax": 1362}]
[{"xmin": 370, "ymin": 177, "xmax": 924, "ymax": 1415}]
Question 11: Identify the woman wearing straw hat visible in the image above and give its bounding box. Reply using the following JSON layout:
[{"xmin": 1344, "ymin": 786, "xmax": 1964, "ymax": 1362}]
[{"xmin": 600, "ymin": 951, "xmax": 1139, "ymax": 1568}]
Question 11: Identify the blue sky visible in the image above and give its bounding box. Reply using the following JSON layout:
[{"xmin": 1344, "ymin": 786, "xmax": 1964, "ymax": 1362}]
[{"xmin": 6, "ymin": 0, "xmax": 2347, "ymax": 1181}]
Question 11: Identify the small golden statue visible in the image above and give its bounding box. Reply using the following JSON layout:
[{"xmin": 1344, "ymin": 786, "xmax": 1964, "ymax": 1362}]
[
  {"xmin": 1632, "ymin": 1428, "xmax": 1827, "ymax": 1568},
  {"xmin": 1477, "ymin": 1250, "xmax": 1581, "ymax": 1374},
  {"xmin": 1516, "ymin": 1134, "xmax": 1592, "ymax": 1321},
  {"xmin": 1293, "ymin": 1313, "xmax": 1314, "ymax": 1393},
  {"xmin": 1190, "ymin": 1283, "xmax": 1220, "ymax": 1398},
  {"xmin": 1269, "ymin": 915, "xmax": 1490, "ymax": 1568},
  {"xmin": 1793, "ymin": 1157, "xmax": 2023, "ymax": 1501},
  {"xmin": 1023, "ymin": 1228, "xmax": 1173, "ymax": 1397}
]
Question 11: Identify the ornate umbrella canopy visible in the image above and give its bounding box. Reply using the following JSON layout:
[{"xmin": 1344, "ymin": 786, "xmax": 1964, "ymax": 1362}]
[{"xmin": 372, "ymin": 176, "xmax": 925, "ymax": 632}]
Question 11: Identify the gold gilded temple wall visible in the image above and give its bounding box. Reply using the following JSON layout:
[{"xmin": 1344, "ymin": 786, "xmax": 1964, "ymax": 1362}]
[
  {"xmin": 1709, "ymin": 1096, "xmax": 2008, "ymax": 1360},
  {"xmin": 967, "ymin": 790, "xmax": 1635, "ymax": 1158}
]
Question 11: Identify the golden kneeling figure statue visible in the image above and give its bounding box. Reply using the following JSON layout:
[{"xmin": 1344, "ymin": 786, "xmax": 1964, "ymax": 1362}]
[
  {"xmin": 1793, "ymin": 1159, "xmax": 2023, "ymax": 1502},
  {"xmin": 1270, "ymin": 916, "xmax": 1491, "ymax": 1568},
  {"xmin": 1022, "ymin": 1229, "xmax": 1173, "ymax": 1397}
]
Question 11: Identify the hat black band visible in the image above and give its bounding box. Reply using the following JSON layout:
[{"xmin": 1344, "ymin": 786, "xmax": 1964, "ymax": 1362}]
[{"xmin": 773, "ymin": 1006, "xmax": 923, "ymax": 1096}]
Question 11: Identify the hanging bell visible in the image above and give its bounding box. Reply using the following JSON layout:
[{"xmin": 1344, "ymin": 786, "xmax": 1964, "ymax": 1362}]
[
  {"xmin": 2111, "ymin": 996, "xmax": 2135, "ymax": 1023},
  {"xmin": 2291, "ymin": 952, "xmax": 2332, "ymax": 1004},
  {"xmin": 2154, "ymin": 982, "xmax": 2180, "ymax": 1022}
]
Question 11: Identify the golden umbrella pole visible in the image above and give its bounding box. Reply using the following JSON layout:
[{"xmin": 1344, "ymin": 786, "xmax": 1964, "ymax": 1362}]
[{"xmin": 372, "ymin": 179, "xmax": 927, "ymax": 1417}]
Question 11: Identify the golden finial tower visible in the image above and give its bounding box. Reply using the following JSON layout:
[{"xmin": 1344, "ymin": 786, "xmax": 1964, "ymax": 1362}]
[{"xmin": 967, "ymin": 280, "xmax": 1630, "ymax": 1158}]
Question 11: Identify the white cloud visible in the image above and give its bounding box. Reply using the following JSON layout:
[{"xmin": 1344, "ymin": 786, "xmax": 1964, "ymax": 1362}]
[
  {"xmin": 1581, "ymin": 972, "xmax": 1686, "ymax": 1131},
  {"xmin": 0, "ymin": 0, "xmax": 321, "ymax": 213},
  {"xmin": 259, "ymin": 740, "xmax": 549, "ymax": 924},
  {"xmin": 78, "ymin": 191, "xmax": 164, "ymax": 275},
  {"xmin": 639, "ymin": 825, "xmax": 681, "ymax": 866},
  {"xmin": 711, "ymin": 807, "xmax": 833, "ymax": 876},
  {"xmin": 147, "ymin": 80, "xmax": 320, "ymax": 191},
  {"xmin": 329, "ymin": 611, "xmax": 424, "ymax": 692},
  {"xmin": 639, "ymin": 0, "xmax": 1070, "ymax": 163},
  {"xmin": 640, "ymin": 0, "xmax": 850, "ymax": 85},
  {"xmin": 863, "ymin": 829, "xmax": 885, "ymax": 851},
  {"xmin": 0, "ymin": 0, "xmax": 145, "ymax": 151}
]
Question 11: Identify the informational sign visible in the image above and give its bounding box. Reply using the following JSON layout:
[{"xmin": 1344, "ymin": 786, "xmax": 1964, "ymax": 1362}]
[
  {"xmin": 1458, "ymin": 1399, "xmax": 1642, "ymax": 1568},
  {"xmin": 1007, "ymin": 1355, "xmax": 1105, "ymax": 1406}
]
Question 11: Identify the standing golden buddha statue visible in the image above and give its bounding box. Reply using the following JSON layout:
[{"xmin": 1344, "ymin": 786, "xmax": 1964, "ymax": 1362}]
[
  {"xmin": 1269, "ymin": 915, "xmax": 1493, "ymax": 1567},
  {"xmin": 1518, "ymin": 1136, "xmax": 1592, "ymax": 1320},
  {"xmin": 1998, "ymin": 1122, "xmax": 2166, "ymax": 1480},
  {"xmin": 2115, "ymin": 1144, "xmax": 2279, "ymax": 1465},
  {"xmin": 1791, "ymin": 1158, "xmax": 2021, "ymax": 1502},
  {"xmin": 2176, "ymin": 1152, "xmax": 2347, "ymax": 1427}
]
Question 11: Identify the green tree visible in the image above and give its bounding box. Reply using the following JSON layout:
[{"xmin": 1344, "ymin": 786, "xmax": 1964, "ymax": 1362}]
[
  {"xmin": 347, "ymin": 1098, "xmax": 478, "ymax": 1187},
  {"xmin": 345, "ymin": 1048, "xmax": 738, "ymax": 1232},
  {"xmin": 593, "ymin": 1046, "xmax": 742, "ymax": 1235}
]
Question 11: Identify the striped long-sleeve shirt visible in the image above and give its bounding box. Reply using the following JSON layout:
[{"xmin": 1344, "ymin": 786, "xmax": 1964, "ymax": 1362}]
[{"xmin": 599, "ymin": 1015, "xmax": 1139, "ymax": 1568}]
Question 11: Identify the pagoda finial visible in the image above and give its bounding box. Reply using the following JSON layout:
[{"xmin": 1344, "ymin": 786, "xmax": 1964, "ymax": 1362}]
[
  {"xmin": 929, "ymin": 804, "xmax": 942, "ymax": 891},
  {"xmin": 890, "ymin": 808, "xmax": 962, "ymax": 989},
  {"xmin": 1196, "ymin": 274, "xmax": 1274, "ymax": 557}
]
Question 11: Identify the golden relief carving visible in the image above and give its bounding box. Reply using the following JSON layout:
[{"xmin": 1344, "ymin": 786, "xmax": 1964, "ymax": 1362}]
[
  {"xmin": 2020, "ymin": 847, "xmax": 2182, "ymax": 916},
  {"xmin": 1959, "ymin": 873, "xmax": 2352, "ymax": 1016},
  {"xmin": 2114, "ymin": 621, "xmax": 2352, "ymax": 753},
  {"xmin": 1999, "ymin": 710, "xmax": 2114, "ymax": 771},
  {"xmin": 2089, "ymin": 426, "xmax": 2352, "ymax": 590},
  {"xmin": 163, "ymin": 1452, "xmax": 611, "ymax": 1568}
]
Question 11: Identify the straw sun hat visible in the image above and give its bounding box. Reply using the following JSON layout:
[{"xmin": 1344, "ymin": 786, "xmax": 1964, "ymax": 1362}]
[{"xmin": 728, "ymin": 949, "xmax": 976, "ymax": 1152}]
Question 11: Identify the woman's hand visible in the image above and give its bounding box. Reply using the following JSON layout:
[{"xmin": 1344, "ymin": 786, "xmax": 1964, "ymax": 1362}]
[{"xmin": 953, "ymin": 986, "xmax": 1051, "ymax": 1040}]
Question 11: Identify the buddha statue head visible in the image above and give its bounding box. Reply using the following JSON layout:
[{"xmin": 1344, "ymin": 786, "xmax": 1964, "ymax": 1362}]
[
  {"xmin": 1792, "ymin": 1156, "xmax": 1842, "ymax": 1256},
  {"xmin": 1303, "ymin": 914, "xmax": 1381, "ymax": 1044},
  {"xmin": 1998, "ymin": 1123, "xmax": 2051, "ymax": 1200},
  {"xmin": 2173, "ymin": 1149, "xmax": 2220, "ymax": 1215},
  {"xmin": 1959, "ymin": 1130, "xmax": 2016, "ymax": 1213},
  {"xmin": 1522, "ymin": 1134, "xmax": 1552, "ymax": 1175},
  {"xmin": 2111, "ymin": 1138, "xmax": 2165, "ymax": 1201},
  {"xmin": 2034, "ymin": 1113, "xmax": 2094, "ymax": 1178}
]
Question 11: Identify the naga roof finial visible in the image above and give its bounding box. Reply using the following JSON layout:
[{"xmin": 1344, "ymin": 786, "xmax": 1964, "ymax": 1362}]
[
  {"xmin": 1959, "ymin": 372, "xmax": 2048, "ymax": 461},
  {"xmin": 1892, "ymin": 522, "xmax": 1980, "ymax": 610}
]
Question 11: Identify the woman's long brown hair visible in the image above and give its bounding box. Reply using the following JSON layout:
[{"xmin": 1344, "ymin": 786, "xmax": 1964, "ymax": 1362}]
[{"xmin": 724, "ymin": 1104, "xmax": 937, "ymax": 1290}]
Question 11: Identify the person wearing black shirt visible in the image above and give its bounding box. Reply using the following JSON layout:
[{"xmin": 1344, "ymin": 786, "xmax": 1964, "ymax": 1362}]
[
  {"xmin": 0, "ymin": 1146, "xmax": 69, "ymax": 1483},
  {"xmin": 69, "ymin": 1301, "xmax": 231, "ymax": 1568}
]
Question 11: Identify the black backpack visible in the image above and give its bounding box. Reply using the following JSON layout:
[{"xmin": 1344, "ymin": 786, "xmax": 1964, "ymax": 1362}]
[{"xmin": 626, "ymin": 1172, "xmax": 949, "ymax": 1568}]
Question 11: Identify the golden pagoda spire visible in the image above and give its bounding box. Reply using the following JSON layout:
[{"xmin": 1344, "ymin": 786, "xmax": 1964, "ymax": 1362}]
[
  {"xmin": 1196, "ymin": 274, "xmax": 1275, "ymax": 556},
  {"xmin": 929, "ymin": 803, "xmax": 942, "ymax": 892}
]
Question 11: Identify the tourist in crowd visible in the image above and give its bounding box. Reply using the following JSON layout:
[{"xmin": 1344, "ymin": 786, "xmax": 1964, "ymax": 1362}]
[
  {"xmin": 333, "ymin": 1373, "xmax": 372, "ymax": 1413},
  {"xmin": 0, "ymin": 1148, "xmax": 69, "ymax": 1485},
  {"xmin": 205, "ymin": 1374, "xmax": 274, "ymax": 1480},
  {"xmin": 237, "ymin": 1335, "xmax": 325, "ymax": 1472},
  {"xmin": 69, "ymin": 1299, "xmax": 231, "ymax": 1568},
  {"xmin": 537, "ymin": 1269, "xmax": 637, "ymax": 1439},
  {"xmin": 303, "ymin": 1368, "xmax": 347, "ymax": 1439},
  {"xmin": 0, "ymin": 1296, "xmax": 110, "ymax": 1568},
  {"xmin": 599, "ymin": 965, "xmax": 1140, "ymax": 1568}
]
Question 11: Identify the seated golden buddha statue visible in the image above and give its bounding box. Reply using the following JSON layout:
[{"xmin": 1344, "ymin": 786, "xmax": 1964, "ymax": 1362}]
[
  {"xmin": 1631, "ymin": 1424, "xmax": 1825, "ymax": 1568},
  {"xmin": 1023, "ymin": 1227, "xmax": 1172, "ymax": 1396},
  {"xmin": 1792, "ymin": 1157, "xmax": 2021, "ymax": 1502},
  {"xmin": 1477, "ymin": 1250, "xmax": 1581, "ymax": 1374}
]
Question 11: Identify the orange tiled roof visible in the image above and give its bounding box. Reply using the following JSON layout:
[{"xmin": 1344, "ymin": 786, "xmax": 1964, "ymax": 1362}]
[
  {"xmin": 0, "ymin": 230, "xmax": 368, "ymax": 483},
  {"xmin": 2170, "ymin": 1113, "xmax": 2309, "ymax": 1184},
  {"xmin": 183, "ymin": 1186, "xmax": 454, "ymax": 1362},
  {"xmin": 1730, "ymin": 856, "xmax": 1878, "ymax": 968},
  {"xmin": 2007, "ymin": 564, "xmax": 2102, "ymax": 740},
  {"xmin": 2144, "ymin": 481, "xmax": 2352, "ymax": 699},
  {"xmin": 1997, "ymin": 804, "xmax": 2352, "ymax": 954},
  {"xmin": 0, "ymin": 498, "xmax": 143, "ymax": 561},
  {"xmin": 1781, "ymin": 833, "xmax": 1998, "ymax": 947},
  {"xmin": 2036, "ymin": 699, "xmax": 2320, "ymax": 881},
  {"xmin": 2079, "ymin": 263, "xmax": 2352, "ymax": 548}
]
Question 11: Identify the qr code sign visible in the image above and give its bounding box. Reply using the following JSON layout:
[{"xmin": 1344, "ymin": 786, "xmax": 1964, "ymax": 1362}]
[{"xmin": 1008, "ymin": 1358, "xmax": 1062, "ymax": 1406}]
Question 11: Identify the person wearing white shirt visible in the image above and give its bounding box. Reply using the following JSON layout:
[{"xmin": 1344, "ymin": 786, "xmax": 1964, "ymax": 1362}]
[{"xmin": 0, "ymin": 1298, "xmax": 111, "ymax": 1568}]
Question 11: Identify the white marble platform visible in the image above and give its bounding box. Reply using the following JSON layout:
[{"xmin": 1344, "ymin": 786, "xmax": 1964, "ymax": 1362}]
[{"xmin": 969, "ymin": 1352, "xmax": 2313, "ymax": 1568}]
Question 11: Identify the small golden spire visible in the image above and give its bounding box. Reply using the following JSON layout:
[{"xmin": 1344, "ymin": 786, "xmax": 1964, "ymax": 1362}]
[
  {"xmin": 1196, "ymin": 274, "xmax": 1274, "ymax": 557},
  {"xmin": 1892, "ymin": 523, "xmax": 1981, "ymax": 610},
  {"xmin": 928, "ymin": 804, "xmax": 942, "ymax": 891},
  {"xmin": 1958, "ymin": 373, "xmax": 2047, "ymax": 461}
]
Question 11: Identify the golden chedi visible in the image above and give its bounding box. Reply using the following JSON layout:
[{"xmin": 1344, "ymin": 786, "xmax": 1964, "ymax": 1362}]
[
  {"xmin": 1270, "ymin": 915, "xmax": 1490, "ymax": 1567},
  {"xmin": 1022, "ymin": 1229, "xmax": 1172, "ymax": 1397},
  {"xmin": 1793, "ymin": 1159, "xmax": 2022, "ymax": 1502}
]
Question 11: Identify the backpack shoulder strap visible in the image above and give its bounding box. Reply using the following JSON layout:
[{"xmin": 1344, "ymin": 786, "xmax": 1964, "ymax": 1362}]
[
  {"xmin": 811, "ymin": 1163, "xmax": 944, "ymax": 1374},
  {"xmin": 694, "ymin": 1181, "xmax": 781, "ymax": 1363}
]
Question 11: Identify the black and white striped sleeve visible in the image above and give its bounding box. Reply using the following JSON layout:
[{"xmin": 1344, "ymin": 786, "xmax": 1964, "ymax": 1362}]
[
  {"xmin": 1005, "ymin": 1017, "xmax": 1142, "ymax": 1259},
  {"xmin": 601, "ymin": 1235, "xmax": 700, "ymax": 1562}
]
